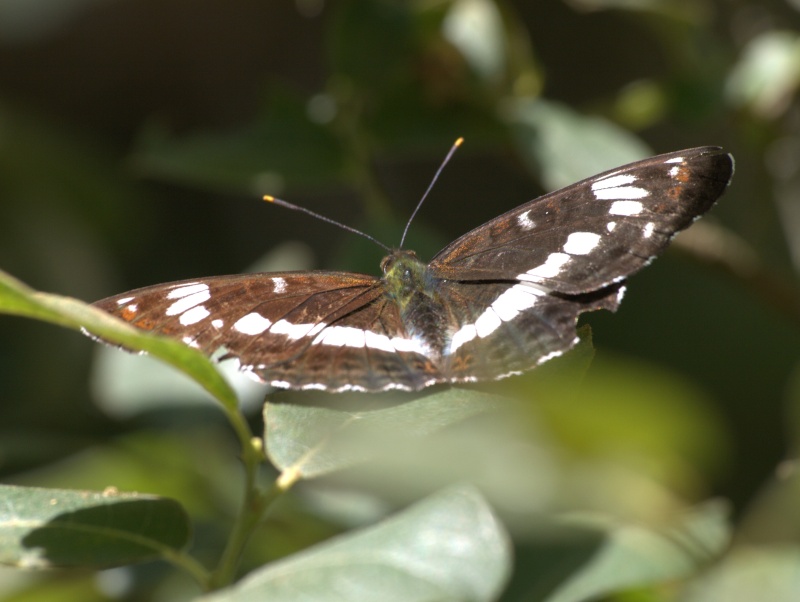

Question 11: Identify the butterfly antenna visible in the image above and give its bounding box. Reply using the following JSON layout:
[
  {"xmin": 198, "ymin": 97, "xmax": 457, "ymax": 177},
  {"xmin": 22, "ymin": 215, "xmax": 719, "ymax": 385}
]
[
  {"xmin": 264, "ymin": 195, "xmax": 391, "ymax": 253},
  {"xmin": 399, "ymin": 137, "xmax": 464, "ymax": 249}
]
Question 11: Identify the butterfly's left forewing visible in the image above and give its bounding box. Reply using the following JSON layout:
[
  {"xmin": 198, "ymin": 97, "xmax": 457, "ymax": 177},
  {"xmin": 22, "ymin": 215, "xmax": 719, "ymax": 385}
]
[
  {"xmin": 92, "ymin": 272, "xmax": 440, "ymax": 392},
  {"xmin": 429, "ymin": 147, "xmax": 734, "ymax": 295}
]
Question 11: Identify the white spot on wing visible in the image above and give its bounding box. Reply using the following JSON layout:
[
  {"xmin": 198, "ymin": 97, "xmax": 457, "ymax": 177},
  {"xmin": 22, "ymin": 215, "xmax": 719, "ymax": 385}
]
[
  {"xmin": 166, "ymin": 283, "xmax": 207, "ymax": 299},
  {"xmin": 592, "ymin": 173, "xmax": 650, "ymax": 200},
  {"xmin": 607, "ymin": 222, "xmax": 617, "ymax": 232},
  {"xmin": 643, "ymin": 222, "xmax": 655, "ymax": 238},
  {"xmin": 212, "ymin": 319, "xmax": 224, "ymax": 328},
  {"xmin": 517, "ymin": 210, "xmax": 535, "ymax": 230},
  {"xmin": 179, "ymin": 304, "xmax": 210, "ymax": 326},
  {"xmin": 518, "ymin": 252, "xmax": 570, "ymax": 281},
  {"xmin": 537, "ymin": 348, "xmax": 567, "ymax": 365},
  {"xmin": 449, "ymin": 324, "xmax": 477, "ymax": 353},
  {"xmin": 563, "ymin": 232, "xmax": 601, "ymax": 255},
  {"xmin": 273, "ymin": 277, "xmax": 287, "ymax": 294},
  {"xmin": 474, "ymin": 307, "xmax": 502, "ymax": 338},
  {"xmin": 233, "ymin": 312, "xmax": 272, "ymax": 335},
  {"xmin": 448, "ymin": 284, "xmax": 545, "ymax": 353},
  {"xmin": 491, "ymin": 284, "xmax": 544, "ymax": 320},
  {"xmin": 313, "ymin": 325, "xmax": 366, "ymax": 348},
  {"xmin": 271, "ymin": 319, "xmax": 326, "ymax": 340},
  {"xmin": 166, "ymin": 289, "xmax": 211, "ymax": 316},
  {"xmin": 592, "ymin": 174, "xmax": 636, "ymax": 190},
  {"xmin": 593, "ymin": 186, "xmax": 649, "ymax": 200},
  {"xmin": 389, "ymin": 336, "xmax": 428, "ymax": 355},
  {"xmin": 182, "ymin": 335, "xmax": 200, "ymax": 349},
  {"xmin": 116, "ymin": 296, "xmax": 134, "ymax": 305},
  {"xmin": 365, "ymin": 330, "xmax": 395, "ymax": 353},
  {"xmin": 665, "ymin": 157, "xmax": 684, "ymax": 164},
  {"xmin": 609, "ymin": 200, "xmax": 644, "ymax": 216}
]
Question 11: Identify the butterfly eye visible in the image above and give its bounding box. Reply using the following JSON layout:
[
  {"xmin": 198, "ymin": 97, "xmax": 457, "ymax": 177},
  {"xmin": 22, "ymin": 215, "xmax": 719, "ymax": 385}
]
[{"xmin": 380, "ymin": 256, "xmax": 393, "ymax": 273}]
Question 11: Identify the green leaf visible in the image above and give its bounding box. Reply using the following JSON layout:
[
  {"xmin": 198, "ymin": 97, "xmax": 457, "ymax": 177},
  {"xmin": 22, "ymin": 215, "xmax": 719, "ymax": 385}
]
[
  {"xmin": 503, "ymin": 98, "xmax": 650, "ymax": 191},
  {"xmin": 329, "ymin": 0, "xmax": 414, "ymax": 88},
  {"xmin": 0, "ymin": 484, "xmax": 190, "ymax": 568},
  {"xmin": 201, "ymin": 486, "xmax": 511, "ymax": 602},
  {"xmin": 0, "ymin": 269, "xmax": 239, "ymax": 412},
  {"xmin": 131, "ymin": 93, "xmax": 345, "ymax": 195},
  {"xmin": 264, "ymin": 388, "xmax": 502, "ymax": 479},
  {"xmin": 532, "ymin": 354, "xmax": 729, "ymax": 485},
  {"xmin": 511, "ymin": 501, "xmax": 730, "ymax": 602}
]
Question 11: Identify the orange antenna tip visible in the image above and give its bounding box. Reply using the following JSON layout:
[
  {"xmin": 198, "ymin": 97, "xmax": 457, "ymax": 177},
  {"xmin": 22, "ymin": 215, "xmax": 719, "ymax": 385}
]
[
  {"xmin": 263, "ymin": 195, "xmax": 275, "ymax": 203},
  {"xmin": 455, "ymin": 137, "xmax": 464, "ymax": 146}
]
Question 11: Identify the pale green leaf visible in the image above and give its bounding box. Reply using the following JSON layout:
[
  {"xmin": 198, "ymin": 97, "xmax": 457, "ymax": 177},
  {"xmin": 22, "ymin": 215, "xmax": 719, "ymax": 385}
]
[
  {"xmin": 726, "ymin": 31, "xmax": 800, "ymax": 118},
  {"xmin": 443, "ymin": 0, "xmax": 506, "ymax": 81},
  {"xmin": 200, "ymin": 486, "xmax": 511, "ymax": 602},
  {"xmin": 537, "ymin": 501, "xmax": 730, "ymax": 602},
  {"xmin": 0, "ymin": 484, "xmax": 189, "ymax": 568},
  {"xmin": 503, "ymin": 98, "xmax": 650, "ymax": 191},
  {"xmin": 680, "ymin": 545, "xmax": 800, "ymax": 602},
  {"xmin": 264, "ymin": 388, "xmax": 503, "ymax": 479}
]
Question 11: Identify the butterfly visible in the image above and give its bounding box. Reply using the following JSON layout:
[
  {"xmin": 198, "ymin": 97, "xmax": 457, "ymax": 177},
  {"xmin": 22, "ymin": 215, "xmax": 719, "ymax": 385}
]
[{"xmin": 89, "ymin": 146, "xmax": 734, "ymax": 392}]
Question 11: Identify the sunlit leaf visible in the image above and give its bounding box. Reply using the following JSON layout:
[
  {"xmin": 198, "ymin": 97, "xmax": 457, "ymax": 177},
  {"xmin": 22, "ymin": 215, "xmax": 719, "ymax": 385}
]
[
  {"xmin": 201, "ymin": 486, "xmax": 511, "ymax": 602},
  {"xmin": 0, "ymin": 269, "xmax": 238, "ymax": 412}
]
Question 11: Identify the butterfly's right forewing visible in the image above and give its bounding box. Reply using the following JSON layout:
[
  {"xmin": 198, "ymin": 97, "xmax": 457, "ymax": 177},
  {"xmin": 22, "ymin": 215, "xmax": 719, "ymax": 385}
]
[{"xmin": 429, "ymin": 147, "xmax": 734, "ymax": 295}]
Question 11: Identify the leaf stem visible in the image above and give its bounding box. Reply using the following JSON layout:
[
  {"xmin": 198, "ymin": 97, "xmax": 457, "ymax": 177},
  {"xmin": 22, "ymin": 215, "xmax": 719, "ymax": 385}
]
[
  {"xmin": 207, "ymin": 408, "xmax": 302, "ymax": 590},
  {"xmin": 162, "ymin": 549, "xmax": 213, "ymax": 590}
]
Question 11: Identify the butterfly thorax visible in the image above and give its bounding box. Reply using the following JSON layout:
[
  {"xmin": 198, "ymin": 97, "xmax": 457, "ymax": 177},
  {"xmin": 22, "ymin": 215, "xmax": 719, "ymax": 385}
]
[
  {"xmin": 381, "ymin": 250, "xmax": 432, "ymax": 306},
  {"xmin": 381, "ymin": 249, "xmax": 447, "ymax": 357}
]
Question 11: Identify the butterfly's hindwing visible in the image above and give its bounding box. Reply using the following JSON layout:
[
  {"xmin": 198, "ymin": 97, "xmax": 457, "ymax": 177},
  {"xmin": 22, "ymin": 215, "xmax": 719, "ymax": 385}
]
[
  {"xmin": 429, "ymin": 147, "xmax": 734, "ymax": 294},
  {"xmin": 436, "ymin": 280, "xmax": 622, "ymax": 382},
  {"xmin": 261, "ymin": 296, "xmax": 441, "ymax": 392}
]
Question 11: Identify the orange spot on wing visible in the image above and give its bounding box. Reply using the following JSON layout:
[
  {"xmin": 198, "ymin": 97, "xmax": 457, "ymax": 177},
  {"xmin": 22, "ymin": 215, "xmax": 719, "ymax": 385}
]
[{"xmin": 120, "ymin": 306, "xmax": 137, "ymax": 321}]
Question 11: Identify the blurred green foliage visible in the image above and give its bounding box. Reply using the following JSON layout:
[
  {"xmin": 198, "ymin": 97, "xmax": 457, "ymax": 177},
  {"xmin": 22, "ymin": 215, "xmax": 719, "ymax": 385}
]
[{"xmin": 1, "ymin": 0, "xmax": 799, "ymax": 600}]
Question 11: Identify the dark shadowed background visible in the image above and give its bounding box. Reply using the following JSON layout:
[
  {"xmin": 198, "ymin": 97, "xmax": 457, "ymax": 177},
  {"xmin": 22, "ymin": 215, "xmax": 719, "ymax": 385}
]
[{"xmin": 1, "ymin": 0, "xmax": 799, "ymax": 599}]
